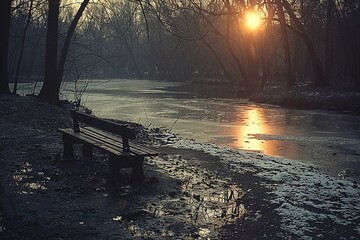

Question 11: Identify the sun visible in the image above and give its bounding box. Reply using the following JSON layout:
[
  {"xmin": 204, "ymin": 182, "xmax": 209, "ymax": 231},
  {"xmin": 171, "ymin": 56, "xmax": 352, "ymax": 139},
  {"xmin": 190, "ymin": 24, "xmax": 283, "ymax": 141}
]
[{"xmin": 245, "ymin": 11, "xmax": 262, "ymax": 31}]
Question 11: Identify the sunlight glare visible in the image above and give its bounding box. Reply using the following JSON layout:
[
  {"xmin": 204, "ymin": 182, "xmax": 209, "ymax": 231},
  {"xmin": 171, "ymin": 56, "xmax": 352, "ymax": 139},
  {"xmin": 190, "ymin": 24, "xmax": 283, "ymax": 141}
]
[
  {"xmin": 245, "ymin": 11, "xmax": 262, "ymax": 31},
  {"xmin": 235, "ymin": 108, "xmax": 263, "ymax": 151}
]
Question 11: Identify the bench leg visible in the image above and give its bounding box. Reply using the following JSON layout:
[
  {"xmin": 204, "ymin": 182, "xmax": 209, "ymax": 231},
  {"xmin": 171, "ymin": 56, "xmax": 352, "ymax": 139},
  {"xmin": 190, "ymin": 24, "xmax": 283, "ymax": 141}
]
[
  {"xmin": 131, "ymin": 157, "xmax": 145, "ymax": 182},
  {"xmin": 107, "ymin": 155, "xmax": 145, "ymax": 184},
  {"xmin": 82, "ymin": 144, "xmax": 93, "ymax": 158},
  {"xmin": 62, "ymin": 134, "xmax": 74, "ymax": 159},
  {"xmin": 108, "ymin": 155, "xmax": 120, "ymax": 184}
]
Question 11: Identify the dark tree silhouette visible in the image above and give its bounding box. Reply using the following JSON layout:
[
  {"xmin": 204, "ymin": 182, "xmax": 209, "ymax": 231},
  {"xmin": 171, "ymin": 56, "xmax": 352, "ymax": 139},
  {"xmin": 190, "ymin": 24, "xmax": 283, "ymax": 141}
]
[
  {"xmin": 0, "ymin": 0, "xmax": 12, "ymax": 94},
  {"xmin": 282, "ymin": 0, "xmax": 327, "ymax": 86},
  {"xmin": 5, "ymin": 0, "xmax": 359, "ymax": 95},
  {"xmin": 55, "ymin": 0, "xmax": 90, "ymax": 102},
  {"xmin": 38, "ymin": 0, "xmax": 60, "ymax": 104},
  {"xmin": 276, "ymin": 0, "xmax": 294, "ymax": 86},
  {"xmin": 38, "ymin": 0, "xmax": 90, "ymax": 105},
  {"xmin": 13, "ymin": 0, "xmax": 34, "ymax": 94}
]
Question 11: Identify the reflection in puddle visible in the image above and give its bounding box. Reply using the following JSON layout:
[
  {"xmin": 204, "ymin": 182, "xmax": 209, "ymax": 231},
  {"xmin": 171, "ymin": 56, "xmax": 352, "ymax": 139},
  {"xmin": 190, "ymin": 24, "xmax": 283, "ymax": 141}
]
[
  {"xmin": 24, "ymin": 182, "xmax": 47, "ymax": 190},
  {"xmin": 158, "ymin": 157, "xmax": 246, "ymax": 224},
  {"xmin": 198, "ymin": 227, "xmax": 211, "ymax": 237},
  {"xmin": 187, "ymin": 182, "xmax": 245, "ymax": 223},
  {"xmin": 179, "ymin": 179, "xmax": 245, "ymax": 224},
  {"xmin": 112, "ymin": 216, "xmax": 122, "ymax": 221},
  {"xmin": 114, "ymin": 156, "xmax": 246, "ymax": 238},
  {"xmin": 13, "ymin": 162, "xmax": 48, "ymax": 194},
  {"xmin": 128, "ymin": 224, "xmax": 175, "ymax": 237}
]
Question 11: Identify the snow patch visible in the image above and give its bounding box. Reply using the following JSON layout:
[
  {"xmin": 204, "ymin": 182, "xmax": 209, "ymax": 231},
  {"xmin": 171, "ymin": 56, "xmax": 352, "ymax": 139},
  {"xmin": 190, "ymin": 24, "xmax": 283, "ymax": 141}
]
[{"xmin": 158, "ymin": 136, "xmax": 360, "ymax": 238}]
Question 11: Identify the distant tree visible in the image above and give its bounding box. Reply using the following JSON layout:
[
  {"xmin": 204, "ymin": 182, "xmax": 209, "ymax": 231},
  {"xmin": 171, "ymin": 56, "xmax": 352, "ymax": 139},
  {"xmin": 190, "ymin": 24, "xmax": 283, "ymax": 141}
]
[
  {"xmin": 0, "ymin": 0, "xmax": 12, "ymax": 94},
  {"xmin": 13, "ymin": 0, "xmax": 34, "ymax": 94},
  {"xmin": 276, "ymin": 0, "xmax": 294, "ymax": 86},
  {"xmin": 282, "ymin": 0, "xmax": 326, "ymax": 86},
  {"xmin": 325, "ymin": 0, "xmax": 334, "ymax": 84},
  {"xmin": 335, "ymin": 0, "xmax": 360, "ymax": 87}
]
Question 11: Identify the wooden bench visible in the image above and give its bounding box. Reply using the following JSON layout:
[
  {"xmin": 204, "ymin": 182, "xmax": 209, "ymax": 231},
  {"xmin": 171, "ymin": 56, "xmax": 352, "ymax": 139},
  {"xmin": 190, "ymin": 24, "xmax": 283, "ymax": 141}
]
[{"xmin": 58, "ymin": 110, "xmax": 158, "ymax": 182}]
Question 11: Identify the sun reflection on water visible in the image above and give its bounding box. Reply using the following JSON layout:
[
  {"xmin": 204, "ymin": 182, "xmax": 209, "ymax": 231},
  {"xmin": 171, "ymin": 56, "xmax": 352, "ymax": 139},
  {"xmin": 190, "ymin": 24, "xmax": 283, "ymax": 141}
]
[
  {"xmin": 234, "ymin": 107, "xmax": 300, "ymax": 158},
  {"xmin": 235, "ymin": 108, "xmax": 264, "ymax": 152}
]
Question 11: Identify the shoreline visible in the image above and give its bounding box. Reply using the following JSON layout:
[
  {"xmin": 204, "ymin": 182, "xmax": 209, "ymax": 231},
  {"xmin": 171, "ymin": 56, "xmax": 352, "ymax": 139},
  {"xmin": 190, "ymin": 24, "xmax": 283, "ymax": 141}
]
[
  {"xmin": 1, "ymin": 94, "xmax": 359, "ymax": 239},
  {"xmin": 250, "ymin": 86, "xmax": 360, "ymax": 114},
  {"xmin": 0, "ymin": 95, "xmax": 274, "ymax": 239}
]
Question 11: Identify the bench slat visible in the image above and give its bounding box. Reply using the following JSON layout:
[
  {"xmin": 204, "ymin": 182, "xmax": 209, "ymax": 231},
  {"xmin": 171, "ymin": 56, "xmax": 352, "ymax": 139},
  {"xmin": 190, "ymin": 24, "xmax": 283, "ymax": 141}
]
[
  {"xmin": 59, "ymin": 128, "xmax": 158, "ymax": 157},
  {"xmin": 71, "ymin": 111, "xmax": 136, "ymax": 140},
  {"xmin": 60, "ymin": 111, "xmax": 159, "ymax": 182},
  {"xmin": 83, "ymin": 126, "xmax": 158, "ymax": 156},
  {"xmin": 82, "ymin": 128, "xmax": 157, "ymax": 157},
  {"xmin": 59, "ymin": 128, "xmax": 135, "ymax": 156}
]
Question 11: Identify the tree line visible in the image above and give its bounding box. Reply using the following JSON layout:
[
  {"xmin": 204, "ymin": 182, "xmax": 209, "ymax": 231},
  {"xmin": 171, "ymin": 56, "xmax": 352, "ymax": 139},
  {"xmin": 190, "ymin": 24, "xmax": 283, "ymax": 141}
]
[{"xmin": 0, "ymin": 0, "xmax": 359, "ymax": 104}]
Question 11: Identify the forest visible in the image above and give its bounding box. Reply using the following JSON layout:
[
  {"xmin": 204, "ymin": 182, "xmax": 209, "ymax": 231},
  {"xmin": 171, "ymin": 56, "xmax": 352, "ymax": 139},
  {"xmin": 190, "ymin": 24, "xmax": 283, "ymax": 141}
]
[{"xmin": 0, "ymin": 0, "xmax": 359, "ymax": 104}]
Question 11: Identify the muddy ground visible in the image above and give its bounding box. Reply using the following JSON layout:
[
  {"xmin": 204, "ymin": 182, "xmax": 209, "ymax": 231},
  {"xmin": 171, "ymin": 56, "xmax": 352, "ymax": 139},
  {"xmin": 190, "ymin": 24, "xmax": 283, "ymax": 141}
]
[{"xmin": 0, "ymin": 95, "xmax": 291, "ymax": 239}]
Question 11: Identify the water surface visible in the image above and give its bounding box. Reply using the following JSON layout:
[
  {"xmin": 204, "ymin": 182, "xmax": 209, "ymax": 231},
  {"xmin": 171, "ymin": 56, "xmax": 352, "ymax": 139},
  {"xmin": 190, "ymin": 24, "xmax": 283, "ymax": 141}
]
[{"xmin": 18, "ymin": 79, "xmax": 360, "ymax": 179}]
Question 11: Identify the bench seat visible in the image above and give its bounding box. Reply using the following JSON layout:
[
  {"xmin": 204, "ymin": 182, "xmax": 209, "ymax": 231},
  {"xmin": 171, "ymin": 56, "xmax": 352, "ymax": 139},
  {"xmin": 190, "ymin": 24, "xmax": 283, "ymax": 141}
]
[
  {"xmin": 59, "ymin": 110, "xmax": 158, "ymax": 182},
  {"xmin": 59, "ymin": 127, "xmax": 158, "ymax": 157}
]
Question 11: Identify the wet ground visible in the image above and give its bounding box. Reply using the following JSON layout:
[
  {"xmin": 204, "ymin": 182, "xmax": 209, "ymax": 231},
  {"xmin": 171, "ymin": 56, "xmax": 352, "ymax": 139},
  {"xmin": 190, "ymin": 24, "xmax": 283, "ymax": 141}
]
[
  {"xmin": 1, "ymin": 95, "xmax": 359, "ymax": 239},
  {"xmin": 0, "ymin": 95, "xmax": 278, "ymax": 239}
]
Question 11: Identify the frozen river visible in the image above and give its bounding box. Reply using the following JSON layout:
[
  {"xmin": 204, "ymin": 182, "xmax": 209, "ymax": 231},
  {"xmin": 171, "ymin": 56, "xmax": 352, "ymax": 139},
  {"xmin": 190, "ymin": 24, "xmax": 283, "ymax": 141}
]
[{"xmin": 19, "ymin": 79, "xmax": 360, "ymax": 180}]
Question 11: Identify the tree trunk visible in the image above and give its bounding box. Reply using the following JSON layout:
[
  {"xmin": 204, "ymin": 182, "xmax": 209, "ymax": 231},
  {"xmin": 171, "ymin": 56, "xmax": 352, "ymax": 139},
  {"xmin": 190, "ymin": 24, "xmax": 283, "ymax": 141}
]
[
  {"xmin": 245, "ymin": 37, "xmax": 259, "ymax": 92},
  {"xmin": 13, "ymin": 0, "xmax": 34, "ymax": 94},
  {"xmin": 54, "ymin": 0, "xmax": 90, "ymax": 102},
  {"xmin": 225, "ymin": 13, "xmax": 256, "ymax": 94},
  {"xmin": 121, "ymin": 34, "xmax": 142, "ymax": 79},
  {"xmin": 38, "ymin": 0, "xmax": 60, "ymax": 104},
  {"xmin": 276, "ymin": 0, "xmax": 294, "ymax": 86},
  {"xmin": 39, "ymin": 0, "xmax": 89, "ymax": 105},
  {"xmin": 325, "ymin": 0, "xmax": 334, "ymax": 84},
  {"xmin": 202, "ymin": 38, "xmax": 235, "ymax": 83},
  {"xmin": 0, "ymin": 0, "xmax": 12, "ymax": 94},
  {"xmin": 282, "ymin": 0, "xmax": 327, "ymax": 86}
]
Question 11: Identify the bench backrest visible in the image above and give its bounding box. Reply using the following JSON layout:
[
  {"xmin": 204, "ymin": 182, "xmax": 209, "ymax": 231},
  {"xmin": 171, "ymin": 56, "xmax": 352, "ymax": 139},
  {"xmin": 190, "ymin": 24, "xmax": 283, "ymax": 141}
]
[{"xmin": 71, "ymin": 110, "xmax": 135, "ymax": 152}]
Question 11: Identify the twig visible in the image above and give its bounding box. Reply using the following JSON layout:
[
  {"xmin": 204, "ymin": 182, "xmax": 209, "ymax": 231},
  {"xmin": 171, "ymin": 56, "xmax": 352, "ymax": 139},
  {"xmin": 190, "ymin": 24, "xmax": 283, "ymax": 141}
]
[{"xmin": 168, "ymin": 107, "xmax": 181, "ymax": 132}]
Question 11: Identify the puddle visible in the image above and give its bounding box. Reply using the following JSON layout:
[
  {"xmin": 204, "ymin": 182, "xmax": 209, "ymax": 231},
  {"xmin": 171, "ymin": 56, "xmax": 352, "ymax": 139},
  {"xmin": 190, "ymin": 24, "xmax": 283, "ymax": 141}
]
[
  {"xmin": 12, "ymin": 162, "xmax": 49, "ymax": 194},
  {"xmin": 197, "ymin": 227, "xmax": 211, "ymax": 237},
  {"xmin": 24, "ymin": 182, "xmax": 47, "ymax": 190},
  {"xmin": 105, "ymin": 154, "xmax": 246, "ymax": 239},
  {"xmin": 174, "ymin": 157, "xmax": 244, "ymax": 222},
  {"xmin": 112, "ymin": 216, "xmax": 122, "ymax": 221},
  {"xmin": 145, "ymin": 155, "xmax": 245, "ymax": 235},
  {"xmin": 128, "ymin": 223, "xmax": 174, "ymax": 237}
]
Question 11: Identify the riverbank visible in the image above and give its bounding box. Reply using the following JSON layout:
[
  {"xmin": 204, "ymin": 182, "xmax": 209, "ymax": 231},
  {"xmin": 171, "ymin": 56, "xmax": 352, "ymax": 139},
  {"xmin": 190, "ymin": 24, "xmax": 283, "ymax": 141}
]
[
  {"xmin": 1, "ymin": 94, "xmax": 359, "ymax": 239},
  {"xmin": 250, "ymin": 86, "xmax": 360, "ymax": 113},
  {"xmin": 0, "ymin": 95, "xmax": 280, "ymax": 239}
]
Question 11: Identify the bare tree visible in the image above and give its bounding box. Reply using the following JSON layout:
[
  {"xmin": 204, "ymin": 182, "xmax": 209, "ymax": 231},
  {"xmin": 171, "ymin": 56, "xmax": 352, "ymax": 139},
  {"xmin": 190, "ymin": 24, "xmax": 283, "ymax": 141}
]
[
  {"xmin": 282, "ymin": 0, "xmax": 326, "ymax": 86},
  {"xmin": 276, "ymin": 0, "xmax": 294, "ymax": 86},
  {"xmin": 38, "ymin": 0, "xmax": 90, "ymax": 104},
  {"xmin": 38, "ymin": 0, "xmax": 60, "ymax": 103},
  {"xmin": 0, "ymin": 0, "xmax": 12, "ymax": 94},
  {"xmin": 13, "ymin": 0, "xmax": 34, "ymax": 94}
]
